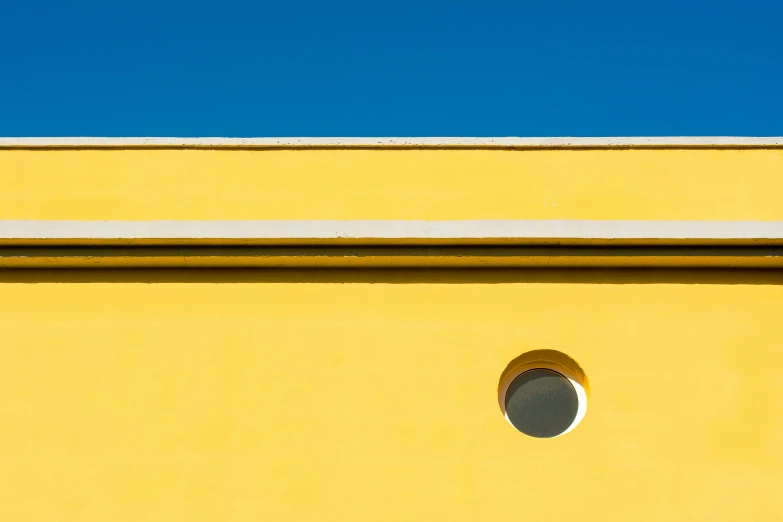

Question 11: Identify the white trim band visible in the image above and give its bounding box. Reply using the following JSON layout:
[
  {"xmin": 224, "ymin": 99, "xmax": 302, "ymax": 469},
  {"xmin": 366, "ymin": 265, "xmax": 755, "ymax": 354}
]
[
  {"xmin": 1, "ymin": 137, "xmax": 782, "ymax": 148},
  {"xmin": 0, "ymin": 220, "xmax": 782, "ymax": 245}
]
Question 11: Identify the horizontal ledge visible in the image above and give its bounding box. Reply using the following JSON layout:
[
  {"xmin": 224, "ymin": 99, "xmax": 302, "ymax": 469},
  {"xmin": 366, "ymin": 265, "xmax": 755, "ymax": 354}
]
[
  {"xmin": 1, "ymin": 137, "xmax": 782, "ymax": 149},
  {"xmin": 1, "ymin": 220, "xmax": 783, "ymax": 246},
  {"xmin": 1, "ymin": 246, "xmax": 782, "ymax": 268}
]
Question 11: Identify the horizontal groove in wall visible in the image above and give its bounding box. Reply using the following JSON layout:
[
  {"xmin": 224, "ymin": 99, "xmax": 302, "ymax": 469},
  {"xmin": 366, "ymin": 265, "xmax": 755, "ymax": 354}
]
[{"xmin": 1, "ymin": 246, "xmax": 782, "ymax": 268}]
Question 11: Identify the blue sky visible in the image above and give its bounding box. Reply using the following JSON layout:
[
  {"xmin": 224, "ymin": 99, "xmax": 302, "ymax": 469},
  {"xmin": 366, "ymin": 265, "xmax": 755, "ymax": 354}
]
[{"xmin": 1, "ymin": 1, "xmax": 780, "ymax": 137}]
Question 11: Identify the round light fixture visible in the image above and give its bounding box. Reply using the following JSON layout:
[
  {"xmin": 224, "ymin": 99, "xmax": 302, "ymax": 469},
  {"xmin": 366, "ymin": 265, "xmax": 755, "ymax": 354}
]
[{"xmin": 498, "ymin": 350, "xmax": 589, "ymax": 438}]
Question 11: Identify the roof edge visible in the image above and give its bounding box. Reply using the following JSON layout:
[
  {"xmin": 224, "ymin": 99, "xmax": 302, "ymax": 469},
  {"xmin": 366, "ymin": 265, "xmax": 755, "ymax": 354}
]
[{"xmin": 1, "ymin": 137, "xmax": 783, "ymax": 149}]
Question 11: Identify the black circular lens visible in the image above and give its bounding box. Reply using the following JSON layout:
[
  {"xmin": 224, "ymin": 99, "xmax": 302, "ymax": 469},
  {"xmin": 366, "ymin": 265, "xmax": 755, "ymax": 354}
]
[{"xmin": 504, "ymin": 369, "xmax": 579, "ymax": 438}]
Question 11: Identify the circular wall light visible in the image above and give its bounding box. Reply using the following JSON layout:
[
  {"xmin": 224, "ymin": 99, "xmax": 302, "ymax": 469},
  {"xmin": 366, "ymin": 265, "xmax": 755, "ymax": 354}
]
[{"xmin": 498, "ymin": 350, "xmax": 589, "ymax": 438}]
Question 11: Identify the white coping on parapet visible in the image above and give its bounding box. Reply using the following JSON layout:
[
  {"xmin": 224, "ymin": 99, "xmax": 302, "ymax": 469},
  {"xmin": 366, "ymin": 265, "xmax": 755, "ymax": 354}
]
[
  {"xmin": 0, "ymin": 137, "xmax": 782, "ymax": 148},
  {"xmin": 1, "ymin": 220, "xmax": 782, "ymax": 242}
]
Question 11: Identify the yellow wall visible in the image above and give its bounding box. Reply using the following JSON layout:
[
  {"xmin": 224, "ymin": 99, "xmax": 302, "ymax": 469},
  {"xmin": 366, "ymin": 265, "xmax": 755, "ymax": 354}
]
[
  {"xmin": 2, "ymin": 148, "xmax": 783, "ymax": 220},
  {"xmin": 1, "ymin": 146, "xmax": 782, "ymax": 521}
]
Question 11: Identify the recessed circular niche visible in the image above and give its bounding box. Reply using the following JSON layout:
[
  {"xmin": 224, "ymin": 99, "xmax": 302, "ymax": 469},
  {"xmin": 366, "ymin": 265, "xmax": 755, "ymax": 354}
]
[{"xmin": 498, "ymin": 350, "xmax": 589, "ymax": 438}]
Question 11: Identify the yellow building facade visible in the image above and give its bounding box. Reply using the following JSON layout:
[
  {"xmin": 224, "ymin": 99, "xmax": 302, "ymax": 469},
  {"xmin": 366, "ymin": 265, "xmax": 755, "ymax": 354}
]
[{"xmin": 1, "ymin": 138, "xmax": 782, "ymax": 520}]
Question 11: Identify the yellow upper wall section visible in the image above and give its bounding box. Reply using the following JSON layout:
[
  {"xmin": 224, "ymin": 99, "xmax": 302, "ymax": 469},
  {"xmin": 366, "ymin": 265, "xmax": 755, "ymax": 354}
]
[{"xmin": 1, "ymin": 147, "xmax": 782, "ymax": 220}]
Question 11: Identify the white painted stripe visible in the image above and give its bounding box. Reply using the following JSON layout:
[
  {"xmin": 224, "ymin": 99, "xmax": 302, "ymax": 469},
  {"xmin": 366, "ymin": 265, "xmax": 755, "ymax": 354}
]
[
  {"xmin": 0, "ymin": 137, "xmax": 782, "ymax": 148},
  {"xmin": 0, "ymin": 220, "xmax": 782, "ymax": 244}
]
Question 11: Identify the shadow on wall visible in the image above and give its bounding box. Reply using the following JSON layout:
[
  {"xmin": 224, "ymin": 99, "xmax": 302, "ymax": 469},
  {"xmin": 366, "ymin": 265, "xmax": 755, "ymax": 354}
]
[{"xmin": 0, "ymin": 268, "xmax": 781, "ymax": 285}]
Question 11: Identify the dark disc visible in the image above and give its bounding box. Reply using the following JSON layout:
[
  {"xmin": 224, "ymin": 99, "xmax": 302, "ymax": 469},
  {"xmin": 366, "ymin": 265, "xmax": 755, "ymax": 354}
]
[{"xmin": 504, "ymin": 369, "xmax": 579, "ymax": 438}]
